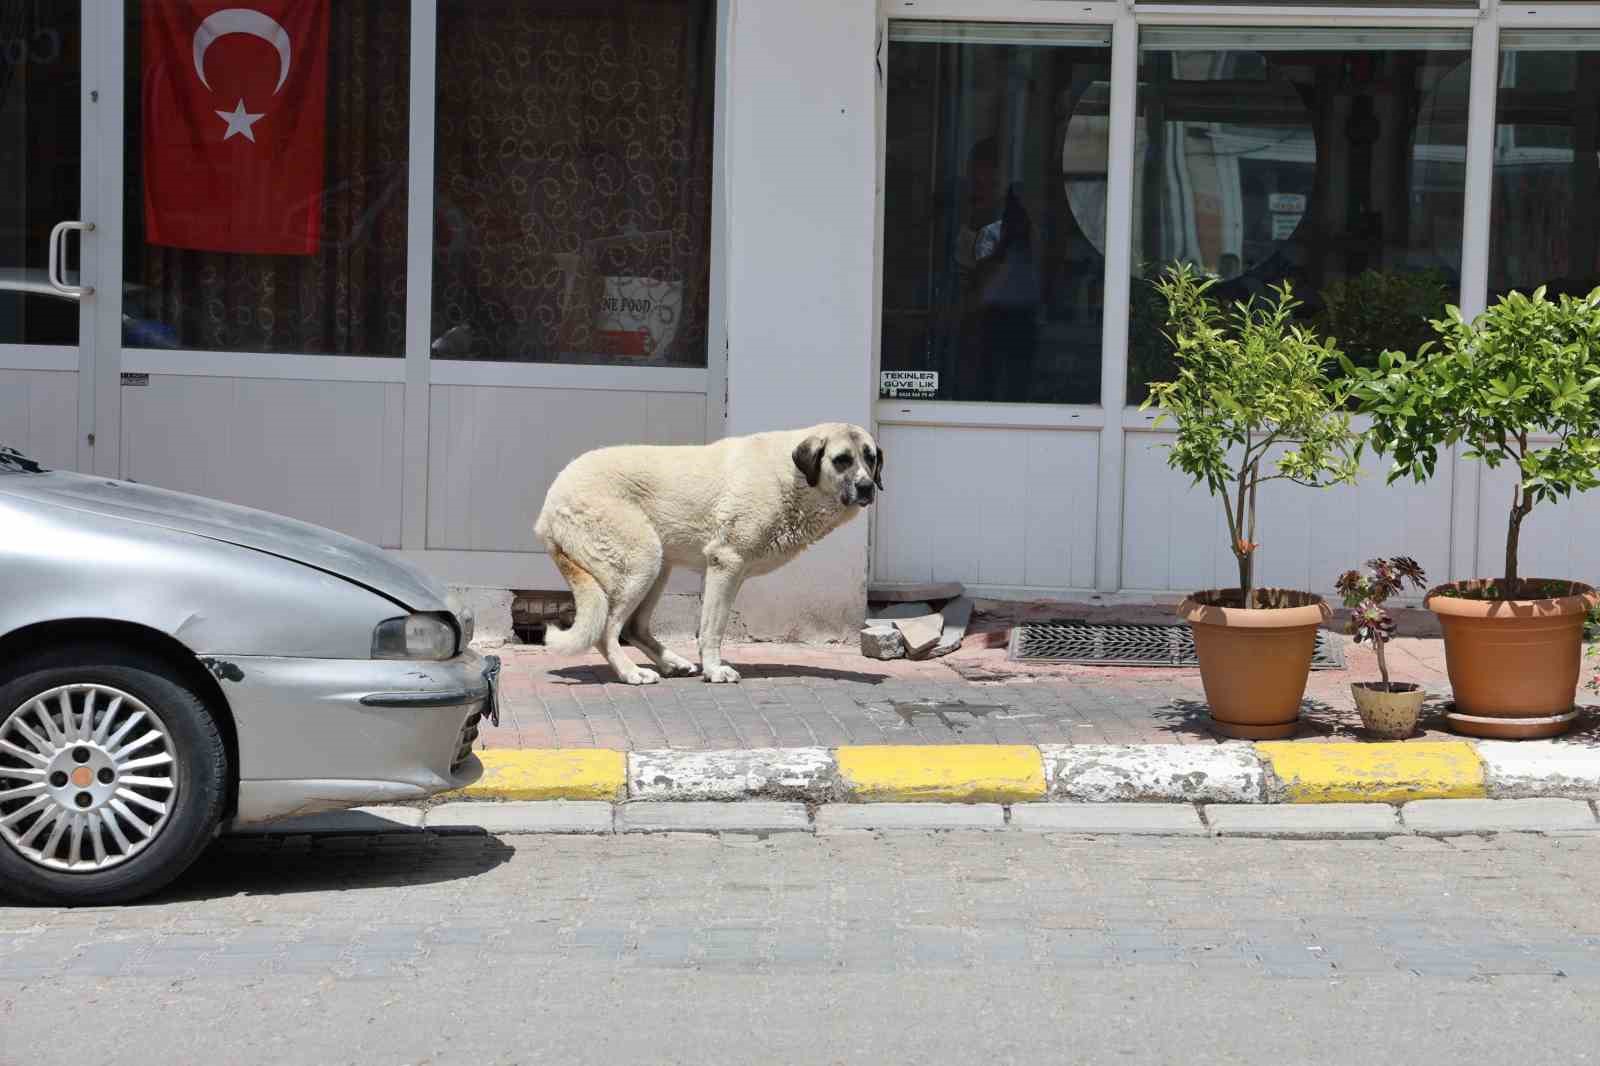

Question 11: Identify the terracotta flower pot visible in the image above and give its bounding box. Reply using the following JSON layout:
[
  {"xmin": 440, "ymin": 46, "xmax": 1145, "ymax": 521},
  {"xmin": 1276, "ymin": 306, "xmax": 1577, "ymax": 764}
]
[
  {"xmin": 1179, "ymin": 589, "xmax": 1331, "ymax": 739},
  {"xmin": 1425, "ymin": 579, "xmax": 1599, "ymax": 740},
  {"xmin": 1351, "ymin": 682, "xmax": 1424, "ymax": 739}
]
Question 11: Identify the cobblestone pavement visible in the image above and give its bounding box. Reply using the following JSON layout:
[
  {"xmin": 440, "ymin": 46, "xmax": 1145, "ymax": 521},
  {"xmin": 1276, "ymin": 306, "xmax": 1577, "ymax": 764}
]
[
  {"xmin": 4, "ymin": 834, "xmax": 1600, "ymax": 1064},
  {"xmin": 480, "ymin": 625, "xmax": 1600, "ymax": 750}
]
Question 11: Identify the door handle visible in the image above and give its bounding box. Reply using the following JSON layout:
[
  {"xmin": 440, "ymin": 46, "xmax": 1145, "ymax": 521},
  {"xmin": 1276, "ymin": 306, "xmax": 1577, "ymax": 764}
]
[{"xmin": 47, "ymin": 220, "xmax": 95, "ymax": 296}]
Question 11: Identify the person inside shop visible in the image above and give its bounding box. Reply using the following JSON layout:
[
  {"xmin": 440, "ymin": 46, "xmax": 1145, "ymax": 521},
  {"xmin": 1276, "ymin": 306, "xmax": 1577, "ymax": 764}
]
[{"xmin": 954, "ymin": 137, "xmax": 1041, "ymax": 402}]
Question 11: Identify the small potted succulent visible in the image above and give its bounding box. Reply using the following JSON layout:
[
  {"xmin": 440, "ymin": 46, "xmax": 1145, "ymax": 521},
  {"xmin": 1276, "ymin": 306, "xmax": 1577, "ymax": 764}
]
[
  {"xmin": 1336, "ymin": 557, "xmax": 1429, "ymax": 738},
  {"xmin": 1143, "ymin": 264, "xmax": 1360, "ymax": 738}
]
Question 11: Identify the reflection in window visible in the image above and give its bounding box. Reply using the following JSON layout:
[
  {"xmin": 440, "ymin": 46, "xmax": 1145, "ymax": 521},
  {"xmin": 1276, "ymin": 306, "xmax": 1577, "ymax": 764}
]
[
  {"xmin": 123, "ymin": 1, "xmax": 411, "ymax": 355},
  {"xmin": 1490, "ymin": 33, "xmax": 1600, "ymax": 300},
  {"xmin": 1119, "ymin": 29, "xmax": 1470, "ymax": 400},
  {"xmin": 431, "ymin": 0, "xmax": 714, "ymax": 367},
  {"xmin": 880, "ymin": 22, "xmax": 1112, "ymax": 405}
]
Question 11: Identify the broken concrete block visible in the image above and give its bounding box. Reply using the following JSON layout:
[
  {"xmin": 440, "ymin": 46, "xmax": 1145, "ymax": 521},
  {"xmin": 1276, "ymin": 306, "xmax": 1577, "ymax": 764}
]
[
  {"xmin": 924, "ymin": 596, "xmax": 974, "ymax": 659},
  {"xmin": 895, "ymin": 613, "xmax": 944, "ymax": 658},
  {"xmin": 861, "ymin": 625, "xmax": 907, "ymax": 660},
  {"xmin": 866, "ymin": 601, "xmax": 935, "ymax": 627}
]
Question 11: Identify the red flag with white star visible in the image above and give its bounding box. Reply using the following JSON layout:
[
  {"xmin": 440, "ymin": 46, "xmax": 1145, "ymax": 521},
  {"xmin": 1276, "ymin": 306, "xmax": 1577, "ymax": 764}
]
[{"xmin": 142, "ymin": 0, "xmax": 330, "ymax": 254}]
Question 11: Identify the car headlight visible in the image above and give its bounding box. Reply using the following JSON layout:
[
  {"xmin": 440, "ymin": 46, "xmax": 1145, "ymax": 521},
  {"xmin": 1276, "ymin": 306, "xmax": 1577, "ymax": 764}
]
[{"xmin": 372, "ymin": 614, "xmax": 457, "ymax": 660}]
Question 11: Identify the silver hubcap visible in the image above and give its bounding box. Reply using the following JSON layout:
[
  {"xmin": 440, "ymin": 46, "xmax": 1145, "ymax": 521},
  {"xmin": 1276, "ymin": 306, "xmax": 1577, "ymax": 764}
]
[{"xmin": 0, "ymin": 685, "xmax": 178, "ymax": 873}]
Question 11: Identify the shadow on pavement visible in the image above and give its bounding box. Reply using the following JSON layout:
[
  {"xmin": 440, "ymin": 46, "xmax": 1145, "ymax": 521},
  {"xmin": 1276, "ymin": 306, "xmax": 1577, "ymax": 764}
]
[
  {"xmin": 1157, "ymin": 696, "xmax": 1600, "ymax": 744},
  {"xmin": 546, "ymin": 662, "xmax": 893, "ymax": 686},
  {"xmin": 1154, "ymin": 697, "xmax": 1345, "ymax": 742},
  {"xmin": 144, "ymin": 833, "xmax": 518, "ymax": 904}
]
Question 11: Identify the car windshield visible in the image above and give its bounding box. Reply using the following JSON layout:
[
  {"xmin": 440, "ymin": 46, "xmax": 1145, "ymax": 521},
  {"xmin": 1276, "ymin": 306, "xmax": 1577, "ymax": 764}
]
[{"xmin": 0, "ymin": 447, "xmax": 47, "ymax": 474}]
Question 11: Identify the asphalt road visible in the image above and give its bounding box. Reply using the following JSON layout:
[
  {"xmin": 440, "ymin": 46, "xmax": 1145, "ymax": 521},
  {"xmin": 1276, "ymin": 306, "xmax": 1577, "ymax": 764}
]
[{"xmin": 4, "ymin": 830, "xmax": 1600, "ymax": 1065}]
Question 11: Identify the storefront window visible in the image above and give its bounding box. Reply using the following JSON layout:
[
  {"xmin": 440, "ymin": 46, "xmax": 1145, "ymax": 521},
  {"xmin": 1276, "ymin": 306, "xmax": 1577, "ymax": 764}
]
[
  {"xmin": 431, "ymin": 0, "xmax": 715, "ymax": 367},
  {"xmin": 123, "ymin": 1, "xmax": 411, "ymax": 356},
  {"xmin": 1490, "ymin": 33, "xmax": 1600, "ymax": 300},
  {"xmin": 1, "ymin": 0, "xmax": 81, "ymax": 346},
  {"xmin": 880, "ymin": 22, "xmax": 1113, "ymax": 405},
  {"xmin": 1122, "ymin": 28, "xmax": 1470, "ymax": 402}
]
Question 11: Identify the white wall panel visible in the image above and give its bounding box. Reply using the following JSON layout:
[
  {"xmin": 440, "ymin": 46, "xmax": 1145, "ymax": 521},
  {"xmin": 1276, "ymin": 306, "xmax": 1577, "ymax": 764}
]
[
  {"xmin": 874, "ymin": 424, "xmax": 1099, "ymax": 592},
  {"xmin": 120, "ymin": 376, "xmax": 405, "ymax": 547},
  {"xmin": 0, "ymin": 370, "xmax": 78, "ymax": 471},
  {"xmin": 1123, "ymin": 429, "xmax": 1455, "ymax": 597},
  {"xmin": 1477, "ymin": 460, "xmax": 1600, "ymax": 585},
  {"xmin": 721, "ymin": 0, "xmax": 876, "ymax": 639},
  {"xmin": 427, "ymin": 385, "xmax": 707, "ymax": 552}
]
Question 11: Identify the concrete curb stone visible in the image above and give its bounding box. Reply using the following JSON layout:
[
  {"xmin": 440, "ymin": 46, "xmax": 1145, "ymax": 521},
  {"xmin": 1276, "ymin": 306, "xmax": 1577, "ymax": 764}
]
[
  {"xmin": 223, "ymin": 742, "xmax": 1600, "ymax": 842},
  {"xmin": 447, "ymin": 743, "xmax": 1600, "ymax": 806},
  {"xmin": 815, "ymin": 803, "xmax": 1007, "ymax": 833},
  {"xmin": 1042, "ymin": 743, "xmax": 1267, "ymax": 804},
  {"xmin": 1203, "ymin": 803, "xmax": 1404, "ymax": 839},
  {"xmin": 616, "ymin": 801, "xmax": 811, "ymax": 834},
  {"xmin": 425, "ymin": 801, "xmax": 614, "ymax": 834},
  {"xmin": 1399, "ymin": 797, "xmax": 1599, "ymax": 835},
  {"xmin": 1477, "ymin": 741, "xmax": 1600, "ymax": 799},
  {"xmin": 627, "ymin": 747, "xmax": 841, "ymax": 802},
  {"xmin": 1009, "ymin": 802, "xmax": 1207, "ymax": 835},
  {"xmin": 227, "ymin": 799, "xmax": 1600, "ymax": 839}
]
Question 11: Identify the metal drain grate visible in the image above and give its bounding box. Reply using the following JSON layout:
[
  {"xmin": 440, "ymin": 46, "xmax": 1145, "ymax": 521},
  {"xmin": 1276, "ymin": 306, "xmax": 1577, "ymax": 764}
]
[{"xmin": 1008, "ymin": 621, "xmax": 1345, "ymax": 669}]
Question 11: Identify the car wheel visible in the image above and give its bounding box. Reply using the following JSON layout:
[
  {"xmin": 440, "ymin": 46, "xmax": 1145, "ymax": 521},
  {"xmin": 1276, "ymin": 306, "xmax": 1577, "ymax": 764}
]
[{"xmin": 0, "ymin": 646, "xmax": 228, "ymax": 906}]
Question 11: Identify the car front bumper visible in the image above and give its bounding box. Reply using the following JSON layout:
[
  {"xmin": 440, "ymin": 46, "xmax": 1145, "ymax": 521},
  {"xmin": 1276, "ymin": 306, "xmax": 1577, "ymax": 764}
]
[{"xmin": 219, "ymin": 649, "xmax": 497, "ymax": 828}]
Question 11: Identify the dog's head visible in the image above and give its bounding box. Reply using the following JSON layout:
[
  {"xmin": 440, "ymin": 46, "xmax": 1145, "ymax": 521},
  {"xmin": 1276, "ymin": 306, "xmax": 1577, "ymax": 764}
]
[{"xmin": 792, "ymin": 424, "xmax": 884, "ymax": 509}]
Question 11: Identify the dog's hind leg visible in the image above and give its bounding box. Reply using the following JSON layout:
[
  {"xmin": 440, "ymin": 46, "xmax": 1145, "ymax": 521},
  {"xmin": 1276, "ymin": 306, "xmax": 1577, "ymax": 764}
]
[
  {"xmin": 625, "ymin": 566, "xmax": 698, "ymax": 677},
  {"xmin": 596, "ymin": 520, "xmax": 669, "ymax": 686}
]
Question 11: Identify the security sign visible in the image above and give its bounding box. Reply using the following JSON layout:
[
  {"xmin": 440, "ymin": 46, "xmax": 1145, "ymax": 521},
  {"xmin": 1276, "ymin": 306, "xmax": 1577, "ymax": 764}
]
[{"xmin": 880, "ymin": 370, "xmax": 938, "ymax": 399}]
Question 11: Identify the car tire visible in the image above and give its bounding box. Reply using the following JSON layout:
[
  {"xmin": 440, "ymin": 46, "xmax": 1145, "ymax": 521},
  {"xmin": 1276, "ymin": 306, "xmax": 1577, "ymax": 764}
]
[{"xmin": 0, "ymin": 646, "xmax": 229, "ymax": 906}]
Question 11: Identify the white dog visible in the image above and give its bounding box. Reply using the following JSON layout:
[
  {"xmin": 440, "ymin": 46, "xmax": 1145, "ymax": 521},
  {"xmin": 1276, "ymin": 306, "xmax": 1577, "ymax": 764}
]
[{"xmin": 534, "ymin": 423, "xmax": 884, "ymax": 684}]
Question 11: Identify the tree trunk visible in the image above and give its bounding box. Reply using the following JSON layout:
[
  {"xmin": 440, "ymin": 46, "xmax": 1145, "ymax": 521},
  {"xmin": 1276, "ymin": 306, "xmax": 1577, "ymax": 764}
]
[
  {"xmin": 1236, "ymin": 551, "xmax": 1254, "ymax": 609},
  {"xmin": 1375, "ymin": 639, "xmax": 1390, "ymax": 689},
  {"xmin": 1505, "ymin": 485, "xmax": 1533, "ymax": 593}
]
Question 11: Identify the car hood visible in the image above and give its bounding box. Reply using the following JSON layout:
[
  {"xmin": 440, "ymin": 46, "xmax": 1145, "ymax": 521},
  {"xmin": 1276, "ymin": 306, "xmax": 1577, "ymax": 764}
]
[{"xmin": 0, "ymin": 470, "xmax": 450, "ymax": 612}]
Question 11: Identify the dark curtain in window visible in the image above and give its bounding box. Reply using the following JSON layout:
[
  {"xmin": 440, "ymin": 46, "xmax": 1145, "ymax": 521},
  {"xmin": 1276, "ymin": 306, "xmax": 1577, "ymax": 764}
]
[{"xmin": 431, "ymin": 0, "xmax": 714, "ymax": 366}]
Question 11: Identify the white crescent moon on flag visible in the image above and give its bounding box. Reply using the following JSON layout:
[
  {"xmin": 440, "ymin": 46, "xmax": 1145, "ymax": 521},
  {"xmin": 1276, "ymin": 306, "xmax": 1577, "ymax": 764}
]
[{"xmin": 193, "ymin": 8, "xmax": 292, "ymax": 95}]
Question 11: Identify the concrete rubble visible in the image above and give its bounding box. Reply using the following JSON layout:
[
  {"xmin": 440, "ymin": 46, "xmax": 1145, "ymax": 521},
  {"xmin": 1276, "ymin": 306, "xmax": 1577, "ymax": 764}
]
[{"xmin": 860, "ymin": 585, "xmax": 974, "ymax": 661}]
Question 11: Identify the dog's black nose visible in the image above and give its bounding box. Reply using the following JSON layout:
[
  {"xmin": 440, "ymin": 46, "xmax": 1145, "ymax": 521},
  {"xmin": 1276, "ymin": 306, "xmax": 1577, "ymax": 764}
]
[{"xmin": 855, "ymin": 482, "xmax": 875, "ymax": 503}]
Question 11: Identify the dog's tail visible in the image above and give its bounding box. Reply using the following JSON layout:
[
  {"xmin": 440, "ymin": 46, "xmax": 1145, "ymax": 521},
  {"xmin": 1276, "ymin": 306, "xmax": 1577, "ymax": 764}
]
[{"xmin": 543, "ymin": 547, "xmax": 608, "ymax": 654}]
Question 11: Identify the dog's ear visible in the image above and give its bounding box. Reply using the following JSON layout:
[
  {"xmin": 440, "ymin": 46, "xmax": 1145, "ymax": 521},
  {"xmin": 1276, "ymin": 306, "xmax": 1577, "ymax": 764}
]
[
  {"xmin": 871, "ymin": 444, "xmax": 885, "ymax": 492},
  {"xmin": 792, "ymin": 436, "xmax": 825, "ymax": 487}
]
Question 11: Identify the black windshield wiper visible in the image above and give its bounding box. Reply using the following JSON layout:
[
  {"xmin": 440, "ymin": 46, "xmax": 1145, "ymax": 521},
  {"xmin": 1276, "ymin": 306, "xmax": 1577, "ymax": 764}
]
[{"xmin": 0, "ymin": 447, "xmax": 46, "ymax": 473}]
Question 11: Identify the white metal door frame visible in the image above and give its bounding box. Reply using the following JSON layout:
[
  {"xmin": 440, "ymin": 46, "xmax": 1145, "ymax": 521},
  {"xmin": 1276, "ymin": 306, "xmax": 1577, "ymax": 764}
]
[
  {"xmin": 0, "ymin": 0, "xmax": 101, "ymax": 473},
  {"xmin": 869, "ymin": 0, "xmax": 1566, "ymax": 594},
  {"xmin": 64, "ymin": 0, "xmax": 728, "ymax": 586},
  {"xmin": 82, "ymin": 0, "xmax": 120, "ymax": 477}
]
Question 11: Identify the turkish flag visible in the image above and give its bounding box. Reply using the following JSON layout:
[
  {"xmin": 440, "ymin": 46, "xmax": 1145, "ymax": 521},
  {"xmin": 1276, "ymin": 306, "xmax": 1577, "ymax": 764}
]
[{"xmin": 142, "ymin": 0, "xmax": 330, "ymax": 255}]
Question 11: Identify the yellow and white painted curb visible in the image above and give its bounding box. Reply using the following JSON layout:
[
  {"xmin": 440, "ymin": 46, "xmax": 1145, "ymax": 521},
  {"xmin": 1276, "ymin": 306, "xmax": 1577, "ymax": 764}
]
[
  {"xmin": 1257, "ymin": 741, "xmax": 1484, "ymax": 804},
  {"xmin": 435, "ymin": 739, "xmax": 1600, "ymax": 805},
  {"xmin": 835, "ymin": 745, "xmax": 1046, "ymax": 803},
  {"xmin": 456, "ymin": 748, "xmax": 626, "ymax": 802}
]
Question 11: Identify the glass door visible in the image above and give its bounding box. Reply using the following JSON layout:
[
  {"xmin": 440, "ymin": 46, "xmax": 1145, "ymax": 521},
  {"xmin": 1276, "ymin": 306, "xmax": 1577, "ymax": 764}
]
[{"xmin": 0, "ymin": 0, "xmax": 96, "ymax": 471}]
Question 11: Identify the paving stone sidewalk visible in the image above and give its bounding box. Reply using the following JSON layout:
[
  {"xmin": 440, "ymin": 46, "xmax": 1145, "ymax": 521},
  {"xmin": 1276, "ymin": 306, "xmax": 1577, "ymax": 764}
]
[{"xmin": 477, "ymin": 606, "xmax": 1600, "ymax": 751}]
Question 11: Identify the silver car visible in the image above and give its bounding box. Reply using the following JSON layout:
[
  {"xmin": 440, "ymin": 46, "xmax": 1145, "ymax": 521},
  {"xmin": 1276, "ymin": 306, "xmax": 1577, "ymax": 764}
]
[{"xmin": 0, "ymin": 446, "xmax": 495, "ymax": 906}]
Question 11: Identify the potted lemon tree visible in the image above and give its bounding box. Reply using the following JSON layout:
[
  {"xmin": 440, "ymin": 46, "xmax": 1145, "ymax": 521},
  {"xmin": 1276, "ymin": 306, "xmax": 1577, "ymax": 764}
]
[
  {"xmin": 1348, "ymin": 287, "xmax": 1600, "ymax": 738},
  {"xmin": 1143, "ymin": 265, "xmax": 1360, "ymax": 738}
]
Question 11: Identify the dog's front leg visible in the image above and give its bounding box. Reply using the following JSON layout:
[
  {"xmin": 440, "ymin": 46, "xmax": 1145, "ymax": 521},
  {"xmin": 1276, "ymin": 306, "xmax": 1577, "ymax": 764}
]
[{"xmin": 698, "ymin": 548, "xmax": 746, "ymax": 684}]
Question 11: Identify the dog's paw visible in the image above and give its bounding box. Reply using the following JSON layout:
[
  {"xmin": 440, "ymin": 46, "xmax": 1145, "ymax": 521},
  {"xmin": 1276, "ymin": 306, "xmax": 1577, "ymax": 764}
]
[
  {"xmin": 622, "ymin": 667, "xmax": 662, "ymax": 686},
  {"xmin": 703, "ymin": 664, "xmax": 741, "ymax": 684},
  {"xmin": 659, "ymin": 646, "xmax": 697, "ymax": 672}
]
